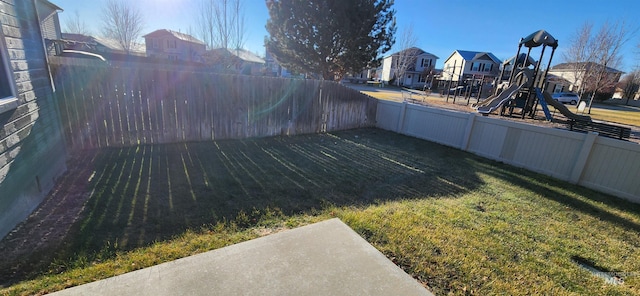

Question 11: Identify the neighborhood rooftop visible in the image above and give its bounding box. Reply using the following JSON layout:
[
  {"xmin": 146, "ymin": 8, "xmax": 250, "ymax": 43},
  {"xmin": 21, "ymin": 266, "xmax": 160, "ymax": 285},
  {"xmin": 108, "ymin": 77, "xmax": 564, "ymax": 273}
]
[
  {"xmin": 143, "ymin": 29, "xmax": 206, "ymax": 45},
  {"xmin": 388, "ymin": 47, "xmax": 439, "ymax": 59},
  {"xmin": 450, "ymin": 50, "xmax": 501, "ymax": 63},
  {"xmin": 551, "ymin": 62, "xmax": 624, "ymax": 73}
]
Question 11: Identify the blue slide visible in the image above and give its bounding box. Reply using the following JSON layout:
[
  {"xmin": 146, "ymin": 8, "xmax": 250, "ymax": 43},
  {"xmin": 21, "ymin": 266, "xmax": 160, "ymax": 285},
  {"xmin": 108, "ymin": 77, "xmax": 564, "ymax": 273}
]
[
  {"xmin": 536, "ymin": 88, "xmax": 591, "ymax": 122},
  {"xmin": 534, "ymin": 88, "xmax": 553, "ymax": 121}
]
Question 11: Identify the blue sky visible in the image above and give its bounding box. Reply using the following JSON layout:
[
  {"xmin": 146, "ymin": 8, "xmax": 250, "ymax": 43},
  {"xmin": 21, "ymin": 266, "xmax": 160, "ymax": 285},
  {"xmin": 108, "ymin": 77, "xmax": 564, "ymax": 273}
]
[{"xmin": 52, "ymin": 0, "xmax": 640, "ymax": 72}]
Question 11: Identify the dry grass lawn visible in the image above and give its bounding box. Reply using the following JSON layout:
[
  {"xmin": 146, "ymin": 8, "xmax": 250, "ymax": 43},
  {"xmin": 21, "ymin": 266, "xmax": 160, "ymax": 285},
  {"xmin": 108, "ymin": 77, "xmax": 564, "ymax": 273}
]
[{"xmin": 1, "ymin": 129, "xmax": 640, "ymax": 295}]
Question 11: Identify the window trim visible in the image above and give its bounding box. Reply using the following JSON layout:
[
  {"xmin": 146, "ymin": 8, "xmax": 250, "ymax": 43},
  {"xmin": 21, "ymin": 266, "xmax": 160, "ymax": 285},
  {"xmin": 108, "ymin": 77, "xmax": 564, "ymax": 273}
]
[{"xmin": 0, "ymin": 26, "xmax": 18, "ymax": 115}]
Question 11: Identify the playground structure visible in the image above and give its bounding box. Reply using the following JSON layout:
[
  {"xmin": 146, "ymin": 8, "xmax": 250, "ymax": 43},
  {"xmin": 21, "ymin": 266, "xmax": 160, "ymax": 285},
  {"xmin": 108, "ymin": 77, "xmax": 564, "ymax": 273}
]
[
  {"xmin": 475, "ymin": 30, "xmax": 631, "ymax": 140},
  {"xmin": 477, "ymin": 30, "xmax": 561, "ymax": 119}
]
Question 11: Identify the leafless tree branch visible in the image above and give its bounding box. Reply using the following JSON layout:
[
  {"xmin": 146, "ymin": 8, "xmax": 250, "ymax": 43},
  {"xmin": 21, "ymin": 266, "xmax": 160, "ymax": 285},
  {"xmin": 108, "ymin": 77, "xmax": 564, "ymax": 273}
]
[
  {"xmin": 392, "ymin": 24, "xmax": 419, "ymax": 86},
  {"xmin": 64, "ymin": 10, "xmax": 91, "ymax": 35},
  {"xmin": 101, "ymin": 0, "xmax": 144, "ymax": 54},
  {"xmin": 195, "ymin": 0, "xmax": 247, "ymax": 49}
]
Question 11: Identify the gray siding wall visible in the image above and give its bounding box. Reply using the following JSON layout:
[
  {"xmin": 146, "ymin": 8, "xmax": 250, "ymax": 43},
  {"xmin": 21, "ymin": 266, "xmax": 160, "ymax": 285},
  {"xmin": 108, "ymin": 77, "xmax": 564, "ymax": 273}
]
[
  {"xmin": 0, "ymin": 0, "xmax": 67, "ymax": 239},
  {"xmin": 36, "ymin": 0, "xmax": 62, "ymax": 56}
]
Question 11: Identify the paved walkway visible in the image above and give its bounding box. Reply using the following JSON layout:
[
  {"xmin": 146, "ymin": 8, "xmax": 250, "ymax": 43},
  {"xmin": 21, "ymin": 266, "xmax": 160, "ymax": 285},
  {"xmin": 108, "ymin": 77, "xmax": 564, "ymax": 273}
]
[{"xmin": 50, "ymin": 219, "xmax": 433, "ymax": 295}]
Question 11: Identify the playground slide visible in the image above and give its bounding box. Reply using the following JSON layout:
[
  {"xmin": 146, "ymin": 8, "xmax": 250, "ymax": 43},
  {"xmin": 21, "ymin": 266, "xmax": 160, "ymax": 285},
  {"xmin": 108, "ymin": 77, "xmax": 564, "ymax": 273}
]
[
  {"xmin": 535, "ymin": 88, "xmax": 553, "ymax": 121},
  {"xmin": 476, "ymin": 83, "xmax": 522, "ymax": 114},
  {"xmin": 537, "ymin": 89, "xmax": 591, "ymax": 122}
]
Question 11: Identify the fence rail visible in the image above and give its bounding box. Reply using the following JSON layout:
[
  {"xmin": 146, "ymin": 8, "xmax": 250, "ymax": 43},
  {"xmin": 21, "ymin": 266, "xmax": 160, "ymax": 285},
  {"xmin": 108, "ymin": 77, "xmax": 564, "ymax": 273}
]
[
  {"xmin": 52, "ymin": 64, "xmax": 377, "ymax": 150},
  {"xmin": 377, "ymin": 100, "xmax": 640, "ymax": 203}
]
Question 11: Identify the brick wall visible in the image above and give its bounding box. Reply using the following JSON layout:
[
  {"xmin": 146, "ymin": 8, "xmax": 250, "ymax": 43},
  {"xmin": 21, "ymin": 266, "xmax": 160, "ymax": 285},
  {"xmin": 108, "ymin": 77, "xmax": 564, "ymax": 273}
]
[{"xmin": 0, "ymin": 0, "xmax": 67, "ymax": 239}]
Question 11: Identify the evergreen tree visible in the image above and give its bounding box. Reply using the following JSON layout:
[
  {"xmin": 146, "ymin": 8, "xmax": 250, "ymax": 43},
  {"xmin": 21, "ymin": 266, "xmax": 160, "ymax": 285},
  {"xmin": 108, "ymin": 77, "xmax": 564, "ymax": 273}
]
[{"xmin": 265, "ymin": 0, "xmax": 396, "ymax": 80}]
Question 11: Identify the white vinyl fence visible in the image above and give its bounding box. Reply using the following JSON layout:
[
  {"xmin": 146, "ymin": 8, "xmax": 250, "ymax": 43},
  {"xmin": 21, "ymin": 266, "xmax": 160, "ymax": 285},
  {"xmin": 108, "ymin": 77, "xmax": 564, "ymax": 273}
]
[{"xmin": 377, "ymin": 100, "xmax": 640, "ymax": 202}]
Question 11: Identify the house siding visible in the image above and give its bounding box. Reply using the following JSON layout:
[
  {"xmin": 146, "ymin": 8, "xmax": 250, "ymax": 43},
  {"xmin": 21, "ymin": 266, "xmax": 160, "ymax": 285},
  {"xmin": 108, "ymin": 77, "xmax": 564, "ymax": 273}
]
[
  {"xmin": 442, "ymin": 51, "xmax": 500, "ymax": 82},
  {"xmin": 381, "ymin": 56, "xmax": 393, "ymax": 82},
  {"xmin": 380, "ymin": 50, "xmax": 438, "ymax": 87},
  {"xmin": 0, "ymin": 0, "xmax": 67, "ymax": 239},
  {"xmin": 145, "ymin": 32, "xmax": 206, "ymax": 63},
  {"xmin": 35, "ymin": 0, "xmax": 62, "ymax": 56},
  {"xmin": 442, "ymin": 52, "xmax": 466, "ymax": 82},
  {"xmin": 547, "ymin": 68, "xmax": 622, "ymax": 94}
]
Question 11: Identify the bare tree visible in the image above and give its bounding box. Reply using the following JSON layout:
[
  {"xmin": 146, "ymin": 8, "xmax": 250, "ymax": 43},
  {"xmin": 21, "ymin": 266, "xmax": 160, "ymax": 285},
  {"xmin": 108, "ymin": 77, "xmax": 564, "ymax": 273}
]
[
  {"xmin": 231, "ymin": 0, "xmax": 246, "ymax": 50},
  {"xmin": 562, "ymin": 22, "xmax": 595, "ymax": 97},
  {"xmin": 584, "ymin": 21, "xmax": 630, "ymax": 113},
  {"xmin": 617, "ymin": 69, "xmax": 640, "ymax": 104},
  {"xmin": 391, "ymin": 24, "xmax": 420, "ymax": 86},
  {"xmin": 101, "ymin": 0, "xmax": 144, "ymax": 54},
  {"xmin": 64, "ymin": 11, "xmax": 91, "ymax": 35},
  {"xmin": 564, "ymin": 21, "xmax": 633, "ymax": 113},
  {"xmin": 195, "ymin": 0, "xmax": 246, "ymax": 49}
]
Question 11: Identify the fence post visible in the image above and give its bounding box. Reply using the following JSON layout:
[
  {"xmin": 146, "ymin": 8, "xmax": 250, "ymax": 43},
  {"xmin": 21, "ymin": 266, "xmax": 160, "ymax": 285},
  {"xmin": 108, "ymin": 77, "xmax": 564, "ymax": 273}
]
[
  {"xmin": 396, "ymin": 101, "xmax": 408, "ymax": 133},
  {"xmin": 569, "ymin": 131, "xmax": 598, "ymax": 184},
  {"xmin": 460, "ymin": 112, "xmax": 477, "ymax": 151}
]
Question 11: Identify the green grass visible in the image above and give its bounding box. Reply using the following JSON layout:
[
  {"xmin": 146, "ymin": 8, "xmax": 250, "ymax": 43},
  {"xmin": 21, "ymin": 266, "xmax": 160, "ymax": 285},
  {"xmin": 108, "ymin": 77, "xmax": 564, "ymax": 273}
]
[
  {"xmin": 2, "ymin": 128, "xmax": 640, "ymax": 295},
  {"xmin": 586, "ymin": 105, "xmax": 640, "ymax": 126}
]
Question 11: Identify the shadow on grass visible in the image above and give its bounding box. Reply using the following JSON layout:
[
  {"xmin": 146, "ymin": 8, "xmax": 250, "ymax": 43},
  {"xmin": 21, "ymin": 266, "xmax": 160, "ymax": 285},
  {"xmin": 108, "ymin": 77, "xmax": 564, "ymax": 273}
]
[
  {"xmin": 0, "ymin": 128, "xmax": 486, "ymax": 285},
  {"xmin": 73, "ymin": 128, "xmax": 483, "ymax": 249},
  {"xmin": 474, "ymin": 159, "xmax": 640, "ymax": 233}
]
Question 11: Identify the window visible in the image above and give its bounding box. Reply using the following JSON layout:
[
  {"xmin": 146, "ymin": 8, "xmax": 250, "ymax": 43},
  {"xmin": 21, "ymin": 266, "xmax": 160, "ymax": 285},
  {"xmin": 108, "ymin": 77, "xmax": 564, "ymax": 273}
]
[
  {"xmin": 553, "ymin": 84, "xmax": 565, "ymax": 93},
  {"xmin": 167, "ymin": 39, "xmax": 177, "ymax": 49},
  {"xmin": 420, "ymin": 59, "xmax": 433, "ymax": 68},
  {"xmin": 471, "ymin": 62, "xmax": 494, "ymax": 72},
  {"xmin": 418, "ymin": 74, "xmax": 426, "ymax": 83},
  {"xmin": 168, "ymin": 55, "xmax": 178, "ymax": 61},
  {"xmin": 0, "ymin": 29, "xmax": 18, "ymax": 115},
  {"xmin": 152, "ymin": 39, "xmax": 159, "ymax": 49}
]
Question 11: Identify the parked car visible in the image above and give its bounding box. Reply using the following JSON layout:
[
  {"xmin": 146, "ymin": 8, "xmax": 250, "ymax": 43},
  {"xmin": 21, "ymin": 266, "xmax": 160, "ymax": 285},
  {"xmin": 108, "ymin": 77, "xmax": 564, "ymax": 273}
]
[{"xmin": 552, "ymin": 92, "xmax": 580, "ymax": 105}]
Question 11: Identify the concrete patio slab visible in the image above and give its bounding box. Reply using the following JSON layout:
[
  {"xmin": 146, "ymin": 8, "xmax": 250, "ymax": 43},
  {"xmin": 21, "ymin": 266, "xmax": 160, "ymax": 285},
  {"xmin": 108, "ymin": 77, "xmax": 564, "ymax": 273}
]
[{"xmin": 50, "ymin": 218, "xmax": 433, "ymax": 295}]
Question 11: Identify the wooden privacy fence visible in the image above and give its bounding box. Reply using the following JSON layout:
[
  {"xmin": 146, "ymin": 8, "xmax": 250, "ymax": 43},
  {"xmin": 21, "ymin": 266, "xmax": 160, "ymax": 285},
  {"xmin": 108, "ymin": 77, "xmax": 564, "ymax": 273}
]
[{"xmin": 52, "ymin": 64, "xmax": 377, "ymax": 150}]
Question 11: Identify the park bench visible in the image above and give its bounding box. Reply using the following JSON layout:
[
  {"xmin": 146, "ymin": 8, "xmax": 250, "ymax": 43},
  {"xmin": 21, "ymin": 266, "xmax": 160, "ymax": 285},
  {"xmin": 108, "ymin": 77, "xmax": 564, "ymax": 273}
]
[{"xmin": 567, "ymin": 119, "xmax": 631, "ymax": 140}]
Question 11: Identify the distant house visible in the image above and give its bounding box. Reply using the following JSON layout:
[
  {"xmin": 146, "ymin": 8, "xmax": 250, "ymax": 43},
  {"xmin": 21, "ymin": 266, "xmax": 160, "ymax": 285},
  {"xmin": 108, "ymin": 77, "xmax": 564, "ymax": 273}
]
[
  {"xmin": 343, "ymin": 69, "xmax": 377, "ymax": 83},
  {"xmin": 265, "ymin": 51, "xmax": 293, "ymax": 77},
  {"xmin": 0, "ymin": 0, "xmax": 67, "ymax": 239},
  {"xmin": 36, "ymin": 0, "xmax": 63, "ymax": 56},
  {"xmin": 143, "ymin": 29, "xmax": 206, "ymax": 63},
  {"xmin": 380, "ymin": 47, "xmax": 439, "ymax": 88},
  {"xmin": 500, "ymin": 53, "xmax": 537, "ymax": 82},
  {"xmin": 264, "ymin": 51, "xmax": 278, "ymax": 76},
  {"xmin": 547, "ymin": 62, "xmax": 623, "ymax": 94},
  {"xmin": 60, "ymin": 33, "xmax": 146, "ymax": 59},
  {"xmin": 206, "ymin": 48, "xmax": 265, "ymax": 75},
  {"xmin": 441, "ymin": 50, "xmax": 501, "ymax": 82}
]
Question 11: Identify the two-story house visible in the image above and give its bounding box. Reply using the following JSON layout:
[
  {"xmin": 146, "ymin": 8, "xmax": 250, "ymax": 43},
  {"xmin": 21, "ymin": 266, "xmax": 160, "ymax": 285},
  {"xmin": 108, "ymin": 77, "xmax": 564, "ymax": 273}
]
[
  {"xmin": 143, "ymin": 29, "xmax": 206, "ymax": 63},
  {"xmin": 380, "ymin": 47, "xmax": 438, "ymax": 88},
  {"xmin": 500, "ymin": 53, "xmax": 537, "ymax": 82},
  {"xmin": 547, "ymin": 62, "xmax": 623, "ymax": 94},
  {"xmin": 441, "ymin": 50, "xmax": 501, "ymax": 83}
]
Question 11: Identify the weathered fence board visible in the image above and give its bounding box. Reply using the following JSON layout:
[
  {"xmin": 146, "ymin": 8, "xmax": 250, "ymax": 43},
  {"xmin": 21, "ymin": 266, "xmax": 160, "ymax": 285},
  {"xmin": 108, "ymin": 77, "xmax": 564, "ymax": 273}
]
[{"xmin": 52, "ymin": 64, "xmax": 376, "ymax": 150}]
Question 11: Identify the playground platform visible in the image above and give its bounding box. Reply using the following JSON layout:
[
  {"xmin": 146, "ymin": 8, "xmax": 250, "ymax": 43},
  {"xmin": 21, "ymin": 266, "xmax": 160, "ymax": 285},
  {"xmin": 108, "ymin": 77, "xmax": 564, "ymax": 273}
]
[{"xmin": 49, "ymin": 218, "xmax": 433, "ymax": 296}]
